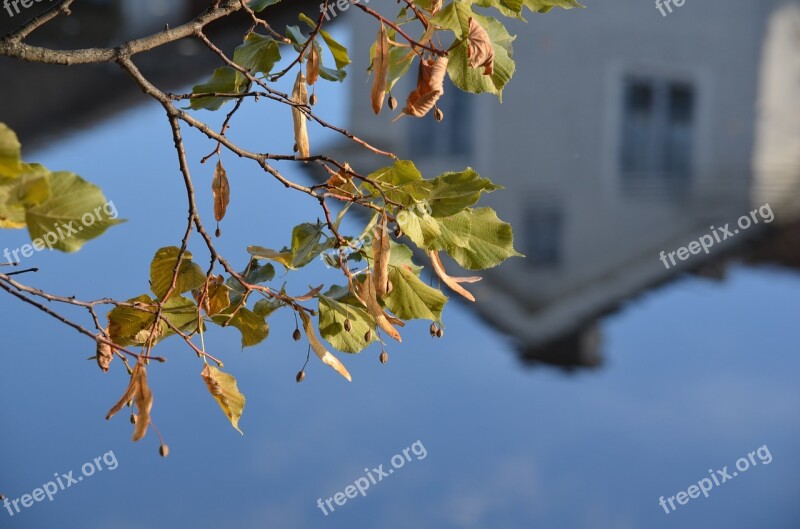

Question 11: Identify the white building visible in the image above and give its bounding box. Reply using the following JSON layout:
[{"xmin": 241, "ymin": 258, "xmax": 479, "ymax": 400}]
[{"xmin": 340, "ymin": 0, "xmax": 800, "ymax": 366}]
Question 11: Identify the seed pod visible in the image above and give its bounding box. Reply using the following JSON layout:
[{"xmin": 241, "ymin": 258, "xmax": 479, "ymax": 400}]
[
  {"xmin": 434, "ymin": 107, "xmax": 444, "ymax": 122},
  {"xmin": 293, "ymin": 142, "xmax": 298, "ymax": 153},
  {"xmin": 296, "ymin": 370, "xmax": 306, "ymax": 383},
  {"xmin": 159, "ymin": 444, "xmax": 170, "ymax": 458},
  {"xmin": 344, "ymin": 318, "xmax": 352, "ymax": 332},
  {"xmin": 379, "ymin": 351, "xmax": 388, "ymax": 364},
  {"xmin": 393, "ymin": 226, "xmax": 403, "ymax": 238},
  {"xmin": 310, "ymin": 93, "xmax": 318, "ymax": 106},
  {"xmin": 436, "ymin": 327, "xmax": 444, "ymax": 338},
  {"xmin": 130, "ymin": 413, "xmax": 137, "ymax": 425},
  {"xmin": 364, "ymin": 330, "xmax": 372, "ymax": 342},
  {"xmin": 0, "ymin": 494, "xmax": 4, "ymax": 501},
  {"xmin": 430, "ymin": 322, "xmax": 438, "ymax": 337},
  {"xmin": 215, "ymin": 227, "xmax": 222, "ymax": 238},
  {"xmin": 292, "ymin": 328, "xmax": 302, "ymax": 341},
  {"xmin": 388, "ymin": 95, "xmax": 397, "ymax": 110}
]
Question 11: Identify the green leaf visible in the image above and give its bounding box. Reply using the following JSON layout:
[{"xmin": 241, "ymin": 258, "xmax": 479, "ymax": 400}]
[
  {"xmin": 150, "ymin": 246, "xmax": 206, "ymax": 301},
  {"xmin": 0, "ymin": 123, "xmax": 22, "ymax": 178},
  {"xmin": 388, "ymin": 241, "xmax": 423, "ymax": 275},
  {"xmin": 24, "ymin": 171, "xmax": 123, "ymax": 252},
  {"xmin": 190, "ymin": 67, "xmax": 247, "ymax": 111},
  {"xmin": 397, "ymin": 207, "xmax": 442, "ymax": 250},
  {"xmin": 212, "ymin": 307, "xmax": 269, "ymax": 348},
  {"xmin": 291, "ymin": 222, "xmax": 331, "ymax": 268},
  {"xmin": 253, "ymin": 298, "xmax": 284, "ymax": 318},
  {"xmin": 318, "ymin": 294, "xmax": 376, "ymax": 353},
  {"xmin": 446, "ymin": 13, "xmax": 516, "ymax": 99},
  {"xmin": 365, "ymin": 160, "xmax": 432, "ymax": 206},
  {"xmin": 523, "ymin": 0, "xmax": 584, "ymax": 13},
  {"xmin": 387, "ymin": 44, "xmax": 416, "ymax": 92},
  {"xmin": 248, "ymin": 0, "xmax": 282, "ymax": 12},
  {"xmin": 428, "ymin": 168, "xmax": 501, "ymax": 217},
  {"xmin": 233, "ymin": 33, "xmax": 282, "ymax": 87},
  {"xmin": 384, "ymin": 266, "xmax": 447, "ymax": 322},
  {"xmin": 201, "ymin": 364, "xmax": 246, "ymax": 434},
  {"xmin": 444, "ymin": 207, "xmax": 522, "ymax": 270},
  {"xmin": 319, "ymin": 28, "xmax": 350, "ymax": 70},
  {"xmin": 247, "ymin": 245, "xmax": 295, "ymax": 270}
]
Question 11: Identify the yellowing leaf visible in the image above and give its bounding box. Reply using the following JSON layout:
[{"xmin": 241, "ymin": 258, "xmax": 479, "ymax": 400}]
[
  {"xmin": 201, "ymin": 364, "xmax": 246, "ymax": 434},
  {"xmin": 291, "ymin": 71, "xmax": 310, "ymax": 158},
  {"xmin": 212, "ymin": 160, "xmax": 230, "ymax": 222},
  {"xmin": 150, "ymin": 246, "xmax": 206, "ymax": 301},
  {"xmin": 299, "ymin": 310, "xmax": 352, "ymax": 381},
  {"xmin": 466, "ymin": 17, "xmax": 495, "ymax": 75},
  {"xmin": 0, "ymin": 123, "xmax": 22, "ymax": 178},
  {"xmin": 400, "ymin": 57, "xmax": 449, "ymax": 118},
  {"xmin": 371, "ymin": 24, "xmax": 389, "ymax": 114},
  {"xmin": 429, "ymin": 250, "xmax": 481, "ymax": 302}
]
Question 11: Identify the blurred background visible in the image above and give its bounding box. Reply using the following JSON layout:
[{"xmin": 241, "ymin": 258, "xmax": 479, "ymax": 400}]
[{"xmin": 1, "ymin": 1, "xmax": 799, "ymax": 528}]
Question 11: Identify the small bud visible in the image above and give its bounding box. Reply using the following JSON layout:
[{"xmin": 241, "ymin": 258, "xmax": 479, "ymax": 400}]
[
  {"xmin": 388, "ymin": 95, "xmax": 397, "ymax": 110},
  {"xmin": 364, "ymin": 330, "xmax": 372, "ymax": 342},
  {"xmin": 159, "ymin": 444, "xmax": 170, "ymax": 458},
  {"xmin": 296, "ymin": 370, "xmax": 305, "ymax": 383},
  {"xmin": 344, "ymin": 318, "xmax": 352, "ymax": 332},
  {"xmin": 379, "ymin": 351, "xmax": 388, "ymax": 364},
  {"xmin": 130, "ymin": 413, "xmax": 137, "ymax": 425},
  {"xmin": 436, "ymin": 327, "xmax": 444, "ymax": 338},
  {"xmin": 310, "ymin": 93, "xmax": 318, "ymax": 106},
  {"xmin": 215, "ymin": 227, "xmax": 222, "ymax": 238},
  {"xmin": 292, "ymin": 328, "xmax": 302, "ymax": 341}
]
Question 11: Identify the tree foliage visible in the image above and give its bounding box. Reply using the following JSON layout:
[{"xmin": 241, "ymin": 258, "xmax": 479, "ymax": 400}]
[{"xmin": 0, "ymin": 0, "xmax": 582, "ymax": 453}]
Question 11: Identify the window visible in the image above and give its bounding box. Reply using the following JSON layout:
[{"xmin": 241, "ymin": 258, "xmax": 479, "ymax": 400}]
[
  {"xmin": 524, "ymin": 206, "xmax": 563, "ymax": 268},
  {"xmin": 620, "ymin": 77, "xmax": 696, "ymax": 191},
  {"xmin": 408, "ymin": 81, "xmax": 473, "ymax": 156}
]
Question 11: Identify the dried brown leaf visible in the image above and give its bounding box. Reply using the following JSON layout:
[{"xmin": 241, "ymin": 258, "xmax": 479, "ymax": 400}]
[
  {"xmin": 299, "ymin": 311, "xmax": 352, "ymax": 381},
  {"xmin": 105, "ymin": 360, "xmax": 153, "ymax": 442},
  {"xmin": 212, "ymin": 160, "xmax": 230, "ymax": 222},
  {"xmin": 354, "ymin": 273, "xmax": 402, "ymax": 342},
  {"xmin": 429, "ymin": 250, "xmax": 482, "ymax": 302},
  {"xmin": 401, "ymin": 57, "xmax": 449, "ymax": 119},
  {"xmin": 467, "ymin": 17, "xmax": 494, "ymax": 76},
  {"xmin": 371, "ymin": 24, "xmax": 389, "ymax": 114},
  {"xmin": 96, "ymin": 333, "xmax": 113, "ymax": 373},
  {"xmin": 306, "ymin": 44, "xmax": 320, "ymax": 86},
  {"xmin": 372, "ymin": 214, "xmax": 391, "ymax": 297},
  {"xmin": 291, "ymin": 71, "xmax": 310, "ymax": 158}
]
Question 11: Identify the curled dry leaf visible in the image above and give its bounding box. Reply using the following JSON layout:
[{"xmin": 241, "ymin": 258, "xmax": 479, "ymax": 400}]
[
  {"xmin": 212, "ymin": 160, "xmax": 230, "ymax": 222},
  {"xmin": 106, "ymin": 360, "xmax": 153, "ymax": 442},
  {"xmin": 326, "ymin": 162, "xmax": 353, "ymax": 189},
  {"xmin": 400, "ymin": 56, "xmax": 449, "ymax": 119},
  {"xmin": 466, "ymin": 18, "xmax": 494, "ymax": 76},
  {"xmin": 354, "ymin": 273, "xmax": 402, "ymax": 342},
  {"xmin": 291, "ymin": 71, "xmax": 310, "ymax": 158},
  {"xmin": 95, "ymin": 333, "xmax": 113, "ymax": 373},
  {"xmin": 372, "ymin": 214, "xmax": 391, "ymax": 297},
  {"xmin": 299, "ymin": 310, "xmax": 352, "ymax": 381},
  {"xmin": 429, "ymin": 250, "xmax": 482, "ymax": 302},
  {"xmin": 306, "ymin": 43, "xmax": 320, "ymax": 86},
  {"xmin": 201, "ymin": 364, "xmax": 246, "ymax": 434},
  {"xmin": 371, "ymin": 24, "xmax": 389, "ymax": 114}
]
